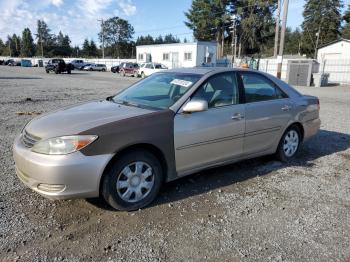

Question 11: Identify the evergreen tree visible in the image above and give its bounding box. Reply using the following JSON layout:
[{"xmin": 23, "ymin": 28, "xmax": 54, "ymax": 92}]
[
  {"xmin": 185, "ymin": 0, "xmax": 228, "ymax": 56},
  {"xmin": 0, "ymin": 38, "xmax": 5, "ymax": 56},
  {"xmin": 164, "ymin": 34, "xmax": 180, "ymax": 43},
  {"xmin": 185, "ymin": 0, "xmax": 277, "ymax": 56},
  {"xmin": 301, "ymin": 0, "xmax": 343, "ymax": 57},
  {"xmin": 89, "ymin": 40, "xmax": 98, "ymax": 57},
  {"xmin": 54, "ymin": 31, "xmax": 72, "ymax": 56},
  {"xmin": 35, "ymin": 20, "xmax": 53, "ymax": 57},
  {"xmin": 136, "ymin": 35, "xmax": 154, "ymax": 45},
  {"xmin": 8, "ymin": 34, "xmax": 21, "ymax": 57},
  {"xmin": 21, "ymin": 28, "xmax": 36, "ymax": 57},
  {"xmin": 82, "ymin": 39, "xmax": 90, "ymax": 57},
  {"xmin": 234, "ymin": 0, "xmax": 276, "ymax": 55},
  {"xmin": 342, "ymin": 5, "xmax": 350, "ymax": 39},
  {"xmin": 154, "ymin": 35, "xmax": 164, "ymax": 44}
]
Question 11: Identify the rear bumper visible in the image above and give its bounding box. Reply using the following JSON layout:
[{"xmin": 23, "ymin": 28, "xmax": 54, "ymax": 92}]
[
  {"xmin": 303, "ymin": 118, "xmax": 321, "ymax": 141},
  {"xmin": 13, "ymin": 135, "xmax": 113, "ymax": 200}
]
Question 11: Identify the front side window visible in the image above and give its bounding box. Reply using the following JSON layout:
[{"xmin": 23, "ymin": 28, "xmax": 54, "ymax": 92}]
[
  {"xmin": 113, "ymin": 73, "xmax": 201, "ymax": 109},
  {"xmin": 240, "ymin": 72, "xmax": 287, "ymax": 103},
  {"xmin": 192, "ymin": 72, "xmax": 239, "ymax": 108}
]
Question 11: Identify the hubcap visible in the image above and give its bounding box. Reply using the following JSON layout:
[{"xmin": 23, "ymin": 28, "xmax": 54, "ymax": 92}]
[
  {"xmin": 116, "ymin": 161, "xmax": 154, "ymax": 203},
  {"xmin": 283, "ymin": 130, "xmax": 299, "ymax": 157}
]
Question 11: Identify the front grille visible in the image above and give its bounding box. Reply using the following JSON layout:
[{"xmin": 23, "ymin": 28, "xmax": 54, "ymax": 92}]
[{"xmin": 22, "ymin": 130, "xmax": 40, "ymax": 148}]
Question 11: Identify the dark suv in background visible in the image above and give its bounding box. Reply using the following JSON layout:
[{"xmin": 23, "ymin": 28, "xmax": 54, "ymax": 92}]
[{"xmin": 45, "ymin": 59, "xmax": 73, "ymax": 74}]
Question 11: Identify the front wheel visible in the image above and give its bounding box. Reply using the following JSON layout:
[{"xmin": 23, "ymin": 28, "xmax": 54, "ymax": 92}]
[
  {"xmin": 141, "ymin": 72, "xmax": 145, "ymax": 78},
  {"xmin": 102, "ymin": 150, "xmax": 163, "ymax": 211},
  {"xmin": 276, "ymin": 125, "xmax": 301, "ymax": 162},
  {"xmin": 45, "ymin": 70, "xmax": 49, "ymax": 74}
]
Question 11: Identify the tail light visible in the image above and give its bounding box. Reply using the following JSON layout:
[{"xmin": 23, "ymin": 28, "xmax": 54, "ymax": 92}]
[{"xmin": 317, "ymin": 99, "xmax": 320, "ymax": 111}]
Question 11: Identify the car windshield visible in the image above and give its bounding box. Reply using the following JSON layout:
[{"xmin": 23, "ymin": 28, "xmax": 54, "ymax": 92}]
[{"xmin": 112, "ymin": 72, "xmax": 201, "ymax": 109}]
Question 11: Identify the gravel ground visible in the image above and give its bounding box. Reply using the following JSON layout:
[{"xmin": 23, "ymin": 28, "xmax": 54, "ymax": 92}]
[{"xmin": 0, "ymin": 66, "xmax": 349, "ymax": 262}]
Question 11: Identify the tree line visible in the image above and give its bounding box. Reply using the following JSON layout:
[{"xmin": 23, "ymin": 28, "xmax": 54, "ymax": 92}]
[
  {"xmin": 0, "ymin": 17, "xmax": 183, "ymax": 59},
  {"xmin": 185, "ymin": 0, "xmax": 350, "ymax": 57}
]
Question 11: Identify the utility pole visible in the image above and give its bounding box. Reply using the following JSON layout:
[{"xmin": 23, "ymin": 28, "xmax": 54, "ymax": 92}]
[
  {"xmin": 273, "ymin": 0, "xmax": 281, "ymax": 57},
  {"xmin": 230, "ymin": 15, "xmax": 237, "ymax": 63},
  {"xmin": 277, "ymin": 0, "xmax": 289, "ymax": 79},
  {"xmin": 314, "ymin": 27, "xmax": 321, "ymax": 59},
  {"xmin": 98, "ymin": 19, "xmax": 105, "ymax": 59}
]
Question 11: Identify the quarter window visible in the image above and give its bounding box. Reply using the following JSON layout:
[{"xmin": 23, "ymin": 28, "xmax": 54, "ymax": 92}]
[
  {"xmin": 192, "ymin": 72, "xmax": 239, "ymax": 108},
  {"xmin": 184, "ymin": 52, "xmax": 192, "ymax": 61},
  {"xmin": 240, "ymin": 73, "xmax": 287, "ymax": 103}
]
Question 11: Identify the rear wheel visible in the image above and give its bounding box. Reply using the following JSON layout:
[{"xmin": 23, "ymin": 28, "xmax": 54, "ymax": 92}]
[
  {"xmin": 141, "ymin": 72, "xmax": 145, "ymax": 78},
  {"xmin": 276, "ymin": 125, "xmax": 301, "ymax": 162},
  {"xmin": 102, "ymin": 150, "xmax": 163, "ymax": 211},
  {"xmin": 67, "ymin": 69, "xmax": 71, "ymax": 74},
  {"xmin": 46, "ymin": 70, "xmax": 49, "ymax": 74},
  {"xmin": 102, "ymin": 68, "xmax": 106, "ymax": 72}
]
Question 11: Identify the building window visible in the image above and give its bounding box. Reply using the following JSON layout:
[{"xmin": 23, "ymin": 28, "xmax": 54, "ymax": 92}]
[
  {"xmin": 138, "ymin": 54, "xmax": 144, "ymax": 61},
  {"xmin": 163, "ymin": 53, "xmax": 169, "ymax": 61},
  {"xmin": 184, "ymin": 52, "xmax": 192, "ymax": 61}
]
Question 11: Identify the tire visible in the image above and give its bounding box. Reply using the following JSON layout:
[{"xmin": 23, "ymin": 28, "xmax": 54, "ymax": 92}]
[
  {"xmin": 122, "ymin": 70, "xmax": 126, "ymax": 77},
  {"xmin": 102, "ymin": 68, "xmax": 106, "ymax": 72},
  {"xmin": 276, "ymin": 125, "xmax": 301, "ymax": 162},
  {"xmin": 67, "ymin": 69, "xmax": 71, "ymax": 74},
  {"xmin": 46, "ymin": 70, "xmax": 49, "ymax": 74},
  {"xmin": 102, "ymin": 150, "xmax": 163, "ymax": 211},
  {"xmin": 55, "ymin": 68, "xmax": 59, "ymax": 74},
  {"xmin": 89, "ymin": 68, "xmax": 93, "ymax": 71},
  {"xmin": 141, "ymin": 72, "xmax": 145, "ymax": 78}
]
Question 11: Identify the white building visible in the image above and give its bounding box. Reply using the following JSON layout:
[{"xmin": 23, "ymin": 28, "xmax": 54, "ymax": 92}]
[
  {"xmin": 136, "ymin": 41, "xmax": 217, "ymax": 69},
  {"xmin": 317, "ymin": 38, "xmax": 350, "ymax": 60}
]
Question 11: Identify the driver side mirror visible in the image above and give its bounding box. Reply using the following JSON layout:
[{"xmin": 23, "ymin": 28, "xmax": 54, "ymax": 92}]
[{"xmin": 182, "ymin": 100, "xmax": 208, "ymax": 113}]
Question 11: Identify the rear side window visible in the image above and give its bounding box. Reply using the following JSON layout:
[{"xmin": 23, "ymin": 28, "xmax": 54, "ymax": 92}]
[
  {"xmin": 192, "ymin": 72, "xmax": 239, "ymax": 108},
  {"xmin": 240, "ymin": 72, "xmax": 287, "ymax": 103}
]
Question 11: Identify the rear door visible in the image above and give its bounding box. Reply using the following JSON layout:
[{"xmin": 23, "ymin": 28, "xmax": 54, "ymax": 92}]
[
  {"xmin": 238, "ymin": 71, "xmax": 293, "ymax": 155},
  {"xmin": 174, "ymin": 72, "xmax": 245, "ymax": 175}
]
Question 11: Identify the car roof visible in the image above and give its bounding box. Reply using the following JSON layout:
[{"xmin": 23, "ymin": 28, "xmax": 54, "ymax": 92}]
[{"xmin": 165, "ymin": 67, "xmax": 261, "ymax": 75}]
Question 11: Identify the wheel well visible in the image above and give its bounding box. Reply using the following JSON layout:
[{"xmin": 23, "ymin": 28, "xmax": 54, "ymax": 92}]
[
  {"xmin": 99, "ymin": 143, "xmax": 168, "ymax": 195},
  {"xmin": 289, "ymin": 122, "xmax": 304, "ymax": 141}
]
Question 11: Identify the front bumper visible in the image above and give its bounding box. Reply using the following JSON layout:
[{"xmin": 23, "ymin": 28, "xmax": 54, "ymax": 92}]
[{"xmin": 13, "ymin": 135, "xmax": 113, "ymax": 200}]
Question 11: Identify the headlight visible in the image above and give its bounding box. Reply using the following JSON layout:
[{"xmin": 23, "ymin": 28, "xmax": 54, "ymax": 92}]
[{"xmin": 32, "ymin": 135, "xmax": 97, "ymax": 155}]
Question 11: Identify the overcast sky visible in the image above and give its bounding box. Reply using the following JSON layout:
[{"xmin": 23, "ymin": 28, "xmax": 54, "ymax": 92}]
[{"xmin": 0, "ymin": 0, "xmax": 349, "ymax": 46}]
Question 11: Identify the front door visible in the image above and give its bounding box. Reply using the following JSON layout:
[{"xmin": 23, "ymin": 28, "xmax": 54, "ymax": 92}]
[
  {"xmin": 171, "ymin": 52, "xmax": 179, "ymax": 68},
  {"xmin": 174, "ymin": 72, "xmax": 245, "ymax": 175},
  {"xmin": 238, "ymin": 71, "xmax": 294, "ymax": 155}
]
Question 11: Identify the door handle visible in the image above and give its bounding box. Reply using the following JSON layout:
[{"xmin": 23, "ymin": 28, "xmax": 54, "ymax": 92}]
[
  {"xmin": 281, "ymin": 105, "xmax": 292, "ymax": 111},
  {"xmin": 231, "ymin": 113, "xmax": 244, "ymax": 120}
]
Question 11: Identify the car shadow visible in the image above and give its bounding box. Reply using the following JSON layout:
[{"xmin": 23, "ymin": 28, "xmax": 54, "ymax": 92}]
[{"xmin": 87, "ymin": 129, "xmax": 350, "ymax": 211}]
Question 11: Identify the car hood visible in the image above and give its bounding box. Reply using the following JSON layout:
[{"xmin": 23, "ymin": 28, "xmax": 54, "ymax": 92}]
[{"xmin": 25, "ymin": 100, "xmax": 155, "ymax": 139}]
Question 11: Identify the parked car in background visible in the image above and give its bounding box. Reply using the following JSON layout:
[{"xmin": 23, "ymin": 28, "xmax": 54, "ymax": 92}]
[
  {"xmin": 21, "ymin": 59, "xmax": 32, "ymax": 67},
  {"xmin": 111, "ymin": 62, "xmax": 125, "ymax": 73},
  {"xmin": 45, "ymin": 59, "xmax": 73, "ymax": 74},
  {"xmin": 13, "ymin": 68, "xmax": 320, "ymax": 211},
  {"xmin": 83, "ymin": 63, "xmax": 107, "ymax": 71},
  {"xmin": 138, "ymin": 62, "xmax": 167, "ymax": 78},
  {"xmin": 120, "ymin": 62, "xmax": 139, "ymax": 77},
  {"xmin": 7, "ymin": 59, "xmax": 20, "ymax": 66},
  {"xmin": 70, "ymin": 59, "xmax": 87, "ymax": 70}
]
